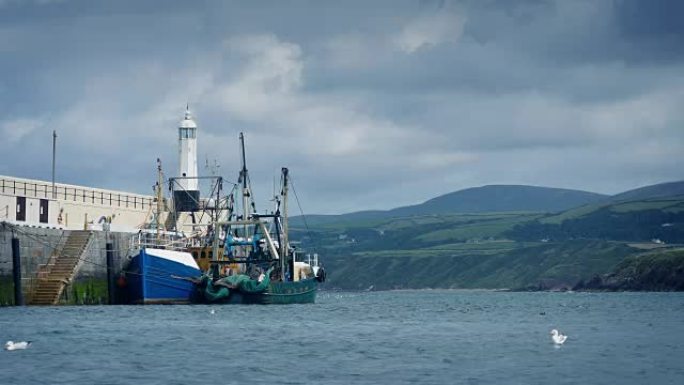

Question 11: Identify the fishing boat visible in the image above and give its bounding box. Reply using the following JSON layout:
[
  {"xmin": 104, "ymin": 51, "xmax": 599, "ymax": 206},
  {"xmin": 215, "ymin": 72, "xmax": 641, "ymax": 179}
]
[
  {"xmin": 123, "ymin": 160, "xmax": 201, "ymax": 304},
  {"xmin": 125, "ymin": 235, "xmax": 201, "ymax": 304},
  {"xmin": 124, "ymin": 130, "xmax": 325, "ymax": 304},
  {"xmin": 181, "ymin": 133, "xmax": 326, "ymax": 304}
]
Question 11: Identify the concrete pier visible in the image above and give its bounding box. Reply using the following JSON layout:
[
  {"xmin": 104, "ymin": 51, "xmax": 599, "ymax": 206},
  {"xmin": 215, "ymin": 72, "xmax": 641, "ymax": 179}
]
[{"xmin": 0, "ymin": 223, "xmax": 132, "ymax": 306}]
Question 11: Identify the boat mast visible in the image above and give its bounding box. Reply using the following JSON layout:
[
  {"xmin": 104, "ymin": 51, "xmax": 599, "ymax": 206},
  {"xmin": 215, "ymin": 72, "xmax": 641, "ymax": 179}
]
[
  {"xmin": 156, "ymin": 158, "xmax": 164, "ymax": 244},
  {"xmin": 212, "ymin": 177, "xmax": 222, "ymax": 263},
  {"xmin": 280, "ymin": 167, "xmax": 289, "ymax": 281},
  {"xmin": 239, "ymin": 133, "xmax": 250, "ymax": 239}
]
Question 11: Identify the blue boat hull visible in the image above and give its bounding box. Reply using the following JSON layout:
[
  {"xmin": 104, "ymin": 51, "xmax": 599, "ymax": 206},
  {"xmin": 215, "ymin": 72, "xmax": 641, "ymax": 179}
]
[{"xmin": 126, "ymin": 248, "xmax": 201, "ymax": 304}]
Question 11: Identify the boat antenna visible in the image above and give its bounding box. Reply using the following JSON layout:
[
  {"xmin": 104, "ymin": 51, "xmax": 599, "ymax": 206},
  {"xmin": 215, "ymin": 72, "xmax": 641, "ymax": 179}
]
[
  {"xmin": 156, "ymin": 158, "xmax": 164, "ymax": 244},
  {"xmin": 239, "ymin": 132, "xmax": 251, "ymax": 237},
  {"xmin": 212, "ymin": 175, "xmax": 222, "ymax": 266},
  {"xmin": 280, "ymin": 167, "xmax": 289, "ymax": 281},
  {"xmin": 290, "ymin": 175, "xmax": 323, "ymax": 257}
]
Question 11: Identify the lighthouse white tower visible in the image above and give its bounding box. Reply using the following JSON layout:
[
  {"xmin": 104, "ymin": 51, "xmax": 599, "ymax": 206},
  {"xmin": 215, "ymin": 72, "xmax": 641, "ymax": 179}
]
[
  {"xmin": 173, "ymin": 106, "xmax": 200, "ymax": 212},
  {"xmin": 178, "ymin": 106, "xmax": 198, "ymax": 191}
]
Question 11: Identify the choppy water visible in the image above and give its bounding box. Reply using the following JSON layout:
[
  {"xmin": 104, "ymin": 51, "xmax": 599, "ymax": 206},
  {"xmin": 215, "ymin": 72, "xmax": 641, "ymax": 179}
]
[{"xmin": 1, "ymin": 291, "xmax": 683, "ymax": 385}]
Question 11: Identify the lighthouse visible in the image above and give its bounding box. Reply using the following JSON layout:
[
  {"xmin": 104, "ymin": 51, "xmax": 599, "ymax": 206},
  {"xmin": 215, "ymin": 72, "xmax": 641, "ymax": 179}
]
[
  {"xmin": 174, "ymin": 106, "xmax": 200, "ymax": 212},
  {"xmin": 178, "ymin": 106, "xmax": 198, "ymax": 190}
]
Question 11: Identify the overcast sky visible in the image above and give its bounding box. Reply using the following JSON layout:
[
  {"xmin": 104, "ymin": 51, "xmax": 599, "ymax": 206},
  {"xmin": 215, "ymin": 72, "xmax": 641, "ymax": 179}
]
[{"xmin": 1, "ymin": 0, "xmax": 682, "ymax": 214}]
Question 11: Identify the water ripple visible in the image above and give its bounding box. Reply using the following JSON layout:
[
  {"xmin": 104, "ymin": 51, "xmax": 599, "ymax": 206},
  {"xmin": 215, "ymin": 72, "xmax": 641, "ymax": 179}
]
[{"xmin": 1, "ymin": 291, "xmax": 683, "ymax": 384}]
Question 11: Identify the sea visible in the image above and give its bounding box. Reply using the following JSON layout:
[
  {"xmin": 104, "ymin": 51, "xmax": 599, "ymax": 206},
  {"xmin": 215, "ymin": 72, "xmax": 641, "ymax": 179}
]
[{"xmin": 1, "ymin": 291, "xmax": 683, "ymax": 385}]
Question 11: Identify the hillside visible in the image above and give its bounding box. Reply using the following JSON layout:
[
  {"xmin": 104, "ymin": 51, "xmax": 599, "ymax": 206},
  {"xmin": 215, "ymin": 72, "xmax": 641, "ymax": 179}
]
[
  {"xmin": 509, "ymin": 196, "xmax": 684, "ymax": 243},
  {"xmin": 575, "ymin": 249, "xmax": 684, "ymax": 291},
  {"xmin": 291, "ymin": 181, "xmax": 684, "ymax": 291},
  {"xmin": 388, "ymin": 185, "xmax": 607, "ymax": 216},
  {"xmin": 294, "ymin": 196, "xmax": 684, "ymax": 292},
  {"xmin": 610, "ymin": 181, "xmax": 684, "ymax": 202},
  {"xmin": 323, "ymin": 240, "xmax": 636, "ymax": 291},
  {"xmin": 292, "ymin": 185, "xmax": 606, "ymax": 227}
]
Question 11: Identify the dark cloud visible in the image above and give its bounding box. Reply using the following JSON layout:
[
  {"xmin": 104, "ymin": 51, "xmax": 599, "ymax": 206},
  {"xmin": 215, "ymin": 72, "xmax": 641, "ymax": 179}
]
[
  {"xmin": 1, "ymin": 0, "xmax": 682, "ymax": 214},
  {"xmin": 616, "ymin": 0, "xmax": 684, "ymax": 39},
  {"xmin": 614, "ymin": 0, "xmax": 684, "ymax": 62}
]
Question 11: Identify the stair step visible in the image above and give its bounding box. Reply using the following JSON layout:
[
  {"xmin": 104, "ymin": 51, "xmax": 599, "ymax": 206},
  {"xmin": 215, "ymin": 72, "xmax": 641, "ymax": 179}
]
[{"xmin": 28, "ymin": 232, "xmax": 92, "ymax": 306}]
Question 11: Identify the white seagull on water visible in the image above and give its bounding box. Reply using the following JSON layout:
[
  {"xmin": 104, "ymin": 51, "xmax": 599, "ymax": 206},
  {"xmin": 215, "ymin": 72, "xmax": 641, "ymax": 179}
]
[
  {"xmin": 4, "ymin": 341, "xmax": 32, "ymax": 351},
  {"xmin": 550, "ymin": 329, "xmax": 567, "ymax": 345}
]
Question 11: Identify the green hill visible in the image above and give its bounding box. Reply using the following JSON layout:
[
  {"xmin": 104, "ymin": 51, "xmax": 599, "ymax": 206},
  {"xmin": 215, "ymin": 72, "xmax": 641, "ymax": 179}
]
[
  {"xmin": 389, "ymin": 185, "xmax": 606, "ymax": 216},
  {"xmin": 609, "ymin": 181, "xmax": 684, "ymax": 202},
  {"xmin": 324, "ymin": 240, "xmax": 635, "ymax": 291},
  {"xmin": 509, "ymin": 196, "xmax": 684, "ymax": 243},
  {"xmin": 292, "ymin": 185, "xmax": 606, "ymax": 226},
  {"xmin": 293, "ymin": 181, "xmax": 684, "ymax": 291}
]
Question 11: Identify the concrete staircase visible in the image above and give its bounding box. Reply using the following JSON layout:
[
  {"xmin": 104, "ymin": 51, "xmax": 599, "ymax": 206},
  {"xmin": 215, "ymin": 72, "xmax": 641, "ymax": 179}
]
[{"xmin": 29, "ymin": 231, "xmax": 93, "ymax": 306}]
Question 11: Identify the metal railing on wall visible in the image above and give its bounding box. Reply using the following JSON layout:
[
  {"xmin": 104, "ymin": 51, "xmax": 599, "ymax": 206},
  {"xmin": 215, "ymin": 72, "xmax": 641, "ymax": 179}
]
[{"xmin": 0, "ymin": 177, "xmax": 153, "ymax": 211}]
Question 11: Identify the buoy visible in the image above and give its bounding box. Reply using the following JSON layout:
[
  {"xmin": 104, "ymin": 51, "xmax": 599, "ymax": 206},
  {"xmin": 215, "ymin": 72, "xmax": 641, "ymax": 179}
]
[{"xmin": 116, "ymin": 275, "xmax": 127, "ymax": 288}]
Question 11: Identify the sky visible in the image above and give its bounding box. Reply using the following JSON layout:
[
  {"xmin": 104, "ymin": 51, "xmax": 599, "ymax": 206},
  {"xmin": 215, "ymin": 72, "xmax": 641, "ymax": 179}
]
[{"xmin": 0, "ymin": 0, "xmax": 682, "ymax": 214}]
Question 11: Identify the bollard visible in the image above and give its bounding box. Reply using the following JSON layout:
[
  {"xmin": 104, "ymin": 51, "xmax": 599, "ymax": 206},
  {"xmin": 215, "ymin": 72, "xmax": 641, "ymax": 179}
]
[
  {"xmin": 12, "ymin": 236, "xmax": 24, "ymax": 306},
  {"xmin": 106, "ymin": 242, "xmax": 115, "ymax": 305}
]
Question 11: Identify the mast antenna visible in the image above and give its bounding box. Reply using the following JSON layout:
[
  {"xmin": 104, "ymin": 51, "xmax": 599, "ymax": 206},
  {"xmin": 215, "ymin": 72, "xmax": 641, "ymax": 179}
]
[
  {"xmin": 239, "ymin": 133, "xmax": 251, "ymax": 236},
  {"xmin": 156, "ymin": 158, "xmax": 164, "ymax": 243}
]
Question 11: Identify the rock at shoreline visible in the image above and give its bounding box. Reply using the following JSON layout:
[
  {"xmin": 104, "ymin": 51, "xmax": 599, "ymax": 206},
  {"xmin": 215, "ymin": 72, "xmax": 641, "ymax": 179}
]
[{"xmin": 573, "ymin": 249, "xmax": 684, "ymax": 291}]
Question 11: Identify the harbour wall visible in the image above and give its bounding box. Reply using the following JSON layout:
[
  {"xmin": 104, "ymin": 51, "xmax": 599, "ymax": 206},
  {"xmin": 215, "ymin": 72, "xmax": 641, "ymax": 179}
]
[
  {"xmin": 0, "ymin": 223, "xmax": 132, "ymax": 306},
  {"xmin": 0, "ymin": 175, "xmax": 154, "ymax": 232}
]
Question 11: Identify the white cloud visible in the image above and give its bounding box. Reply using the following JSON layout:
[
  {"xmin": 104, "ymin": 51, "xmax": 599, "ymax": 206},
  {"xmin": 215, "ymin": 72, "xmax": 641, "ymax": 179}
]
[
  {"xmin": 0, "ymin": 118, "xmax": 43, "ymax": 143},
  {"xmin": 320, "ymin": 33, "xmax": 389, "ymax": 70},
  {"xmin": 224, "ymin": 35, "xmax": 303, "ymax": 94},
  {"xmin": 207, "ymin": 34, "xmax": 424, "ymax": 161},
  {"xmin": 394, "ymin": 12, "xmax": 466, "ymax": 54}
]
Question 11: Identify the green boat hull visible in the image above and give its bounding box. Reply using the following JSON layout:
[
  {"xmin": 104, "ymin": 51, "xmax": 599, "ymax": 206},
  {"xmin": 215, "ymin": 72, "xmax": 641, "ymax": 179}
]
[{"xmin": 209, "ymin": 278, "xmax": 317, "ymax": 305}]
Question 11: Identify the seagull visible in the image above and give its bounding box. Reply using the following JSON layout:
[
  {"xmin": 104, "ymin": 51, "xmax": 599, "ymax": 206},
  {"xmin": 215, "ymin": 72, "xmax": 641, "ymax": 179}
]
[
  {"xmin": 4, "ymin": 341, "xmax": 32, "ymax": 351},
  {"xmin": 210, "ymin": 309, "xmax": 216, "ymax": 315},
  {"xmin": 550, "ymin": 329, "xmax": 567, "ymax": 345}
]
